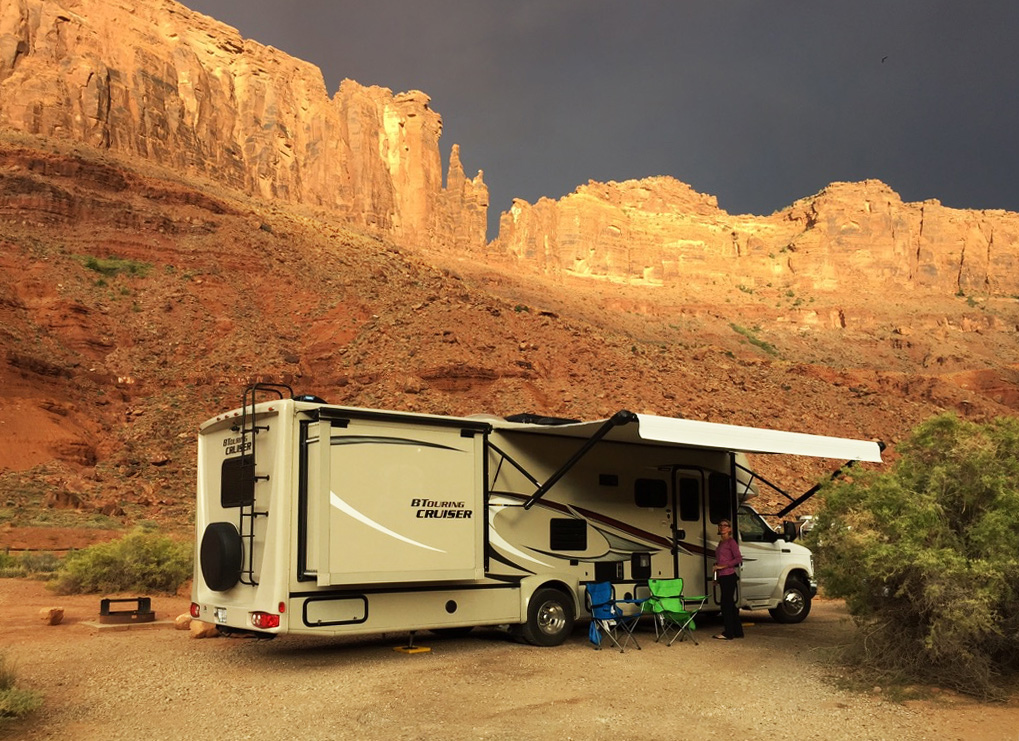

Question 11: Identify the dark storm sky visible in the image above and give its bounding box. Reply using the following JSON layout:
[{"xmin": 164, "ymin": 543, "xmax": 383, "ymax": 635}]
[{"xmin": 182, "ymin": 1, "xmax": 1019, "ymax": 236}]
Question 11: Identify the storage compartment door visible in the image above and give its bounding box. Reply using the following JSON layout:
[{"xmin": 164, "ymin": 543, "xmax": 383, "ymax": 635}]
[{"xmin": 312, "ymin": 418, "xmax": 485, "ymax": 585}]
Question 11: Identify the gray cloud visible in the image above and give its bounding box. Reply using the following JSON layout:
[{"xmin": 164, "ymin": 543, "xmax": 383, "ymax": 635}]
[{"xmin": 184, "ymin": 1, "xmax": 1019, "ymax": 236}]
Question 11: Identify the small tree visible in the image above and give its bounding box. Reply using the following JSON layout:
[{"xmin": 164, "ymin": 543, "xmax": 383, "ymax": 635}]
[{"xmin": 812, "ymin": 413, "xmax": 1019, "ymax": 698}]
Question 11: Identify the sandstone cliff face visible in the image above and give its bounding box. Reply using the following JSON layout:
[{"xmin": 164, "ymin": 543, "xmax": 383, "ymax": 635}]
[
  {"xmin": 0, "ymin": 0, "xmax": 486, "ymax": 250},
  {"xmin": 494, "ymin": 177, "xmax": 1019, "ymax": 296}
]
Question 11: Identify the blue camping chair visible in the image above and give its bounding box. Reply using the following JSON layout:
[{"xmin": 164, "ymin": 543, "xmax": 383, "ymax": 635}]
[{"xmin": 585, "ymin": 581, "xmax": 643, "ymax": 652}]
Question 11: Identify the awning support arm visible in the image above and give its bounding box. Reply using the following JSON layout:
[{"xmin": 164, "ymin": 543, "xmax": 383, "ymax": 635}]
[
  {"xmin": 487, "ymin": 441, "xmax": 542, "ymax": 489},
  {"xmin": 774, "ymin": 441, "xmax": 886, "ymax": 518},
  {"xmin": 522, "ymin": 410, "xmax": 637, "ymax": 510},
  {"xmin": 734, "ymin": 461, "xmax": 793, "ymax": 502}
]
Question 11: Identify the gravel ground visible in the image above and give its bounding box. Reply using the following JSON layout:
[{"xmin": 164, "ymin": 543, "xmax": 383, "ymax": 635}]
[{"xmin": 2, "ymin": 580, "xmax": 1016, "ymax": 740}]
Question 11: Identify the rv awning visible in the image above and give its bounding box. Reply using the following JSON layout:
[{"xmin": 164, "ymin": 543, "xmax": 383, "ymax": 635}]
[{"xmin": 487, "ymin": 412, "xmax": 883, "ymax": 463}]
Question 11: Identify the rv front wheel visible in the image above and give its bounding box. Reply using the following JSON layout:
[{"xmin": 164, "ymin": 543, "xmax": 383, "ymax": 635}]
[
  {"xmin": 520, "ymin": 588, "xmax": 574, "ymax": 646},
  {"xmin": 769, "ymin": 578, "xmax": 812, "ymax": 624}
]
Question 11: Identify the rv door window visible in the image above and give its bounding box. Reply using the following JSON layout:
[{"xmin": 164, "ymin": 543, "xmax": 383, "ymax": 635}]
[
  {"xmin": 708, "ymin": 472, "xmax": 732, "ymax": 524},
  {"xmin": 634, "ymin": 478, "xmax": 668, "ymax": 508},
  {"xmin": 678, "ymin": 477, "xmax": 700, "ymax": 521}
]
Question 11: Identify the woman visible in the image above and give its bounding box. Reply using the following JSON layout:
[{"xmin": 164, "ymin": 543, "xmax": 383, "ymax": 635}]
[{"xmin": 712, "ymin": 518, "xmax": 744, "ymax": 640}]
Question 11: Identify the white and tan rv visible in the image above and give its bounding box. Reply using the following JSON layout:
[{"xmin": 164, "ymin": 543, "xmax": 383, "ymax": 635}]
[{"xmin": 191, "ymin": 385, "xmax": 882, "ymax": 645}]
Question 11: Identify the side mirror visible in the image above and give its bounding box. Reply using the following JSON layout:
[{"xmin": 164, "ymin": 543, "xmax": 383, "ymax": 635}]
[{"xmin": 782, "ymin": 521, "xmax": 798, "ymax": 542}]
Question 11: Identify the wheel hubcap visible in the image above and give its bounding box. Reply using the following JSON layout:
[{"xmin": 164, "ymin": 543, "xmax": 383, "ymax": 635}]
[
  {"xmin": 784, "ymin": 590, "xmax": 805, "ymax": 614},
  {"xmin": 537, "ymin": 601, "xmax": 566, "ymax": 635}
]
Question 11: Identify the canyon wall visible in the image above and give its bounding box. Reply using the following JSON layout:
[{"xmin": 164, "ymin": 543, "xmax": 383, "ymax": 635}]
[
  {"xmin": 0, "ymin": 0, "xmax": 487, "ymax": 251},
  {"xmin": 493, "ymin": 177, "xmax": 1019, "ymax": 296},
  {"xmin": 1, "ymin": 0, "xmax": 1015, "ymax": 291}
]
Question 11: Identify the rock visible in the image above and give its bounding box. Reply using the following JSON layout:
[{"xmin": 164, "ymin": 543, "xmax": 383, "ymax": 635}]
[
  {"xmin": 189, "ymin": 620, "xmax": 220, "ymax": 639},
  {"xmin": 174, "ymin": 614, "xmax": 192, "ymax": 631},
  {"xmin": 39, "ymin": 607, "xmax": 64, "ymax": 625},
  {"xmin": 0, "ymin": 0, "xmax": 486, "ymax": 254},
  {"xmin": 492, "ymin": 177, "xmax": 1019, "ymax": 297},
  {"xmin": 96, "ymin": 501, "xmax": 125, "ymax": 517}
]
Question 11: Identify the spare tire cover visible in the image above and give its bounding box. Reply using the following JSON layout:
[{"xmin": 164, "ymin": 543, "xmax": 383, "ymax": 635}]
[{"xmin": 200, "ymin": 522, "xmax": 242, "ymax": 592}]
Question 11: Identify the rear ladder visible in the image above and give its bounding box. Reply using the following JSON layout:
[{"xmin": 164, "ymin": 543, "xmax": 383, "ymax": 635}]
[{"xmin": 235, "ymin": 383, "xmax": 292, "ymax": 585}]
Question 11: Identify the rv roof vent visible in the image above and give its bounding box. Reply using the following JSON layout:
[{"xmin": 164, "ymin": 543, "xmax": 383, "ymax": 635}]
[{"xmin": 294, "ymin": 394, "xmax": 327, "ymax": 404}]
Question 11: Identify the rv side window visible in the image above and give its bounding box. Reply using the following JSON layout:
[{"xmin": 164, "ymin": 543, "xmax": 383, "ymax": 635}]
[
  {"xmin": 634, "ymin": 478, "xmax": 668, "ymax": 508},
  {"xmin": 550, "ymin": 519, "xmax": 587, "ymax": 550},
  {"xmin": 678, "ymin": 478, "xmax": 700, "ymax": 521},
  {"xmin": 707, "ymin": 472, "xmax": 732, "ymax": 524},
  {"xmin": 221, "ymin": 455, "xmax": 255, "ymax": 508}
]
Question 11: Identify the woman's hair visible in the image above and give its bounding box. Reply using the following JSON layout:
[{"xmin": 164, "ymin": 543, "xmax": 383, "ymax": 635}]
[{"xmin": 718, "ymin": 519, "xmax": 732, "ymax": 528}]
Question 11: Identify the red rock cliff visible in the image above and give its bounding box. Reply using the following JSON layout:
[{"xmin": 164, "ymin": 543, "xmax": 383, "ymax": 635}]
[
  {"xmin": 0, "ymin": 0, "xmax": 487, "ymax": 250},
  {"xmin": 493, "ymin": 177, "xmax": 1019, "ymax": 296}
]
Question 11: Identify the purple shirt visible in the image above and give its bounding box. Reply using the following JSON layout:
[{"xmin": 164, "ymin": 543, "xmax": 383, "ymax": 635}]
[{"xmin": 715, "ymin": 538, "xmax": 742, "ymax": 576}]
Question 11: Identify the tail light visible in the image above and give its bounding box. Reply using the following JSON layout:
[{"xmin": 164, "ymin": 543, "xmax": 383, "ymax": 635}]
[
  {"xmin": 250, "ymin": 611, "xmax": 280, "ymax": 629},
  {"xmin": 190, "ymin": 603, "xmax": 201, "ymax": 618}
]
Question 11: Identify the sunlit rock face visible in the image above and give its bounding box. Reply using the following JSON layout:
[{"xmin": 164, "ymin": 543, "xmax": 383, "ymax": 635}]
[
  {"xmin": 0, "ymin": 0, "xmax": 487, "ymax": 251},
  {"xmin": 494, "ymin": 177, "xmax": 1019, "ymax": 296}
]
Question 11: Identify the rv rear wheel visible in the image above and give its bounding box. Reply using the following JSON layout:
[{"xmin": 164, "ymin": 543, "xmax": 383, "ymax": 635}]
[
  {"xmin": 520, "ymin": 587, "xmax": 574, "ymax": 646},
  {"xmin": 769, "ymin": 578, "xmax": 812, "ymax": 623},
  {"xmin": 200, "ymin": 522, "xmax": 242, "ymax": 592}
]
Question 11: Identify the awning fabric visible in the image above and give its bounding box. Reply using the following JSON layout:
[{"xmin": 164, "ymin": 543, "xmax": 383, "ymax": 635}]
[{"xmin": 487, "ymin": 412, "xmax": 883, "ymax": 463}]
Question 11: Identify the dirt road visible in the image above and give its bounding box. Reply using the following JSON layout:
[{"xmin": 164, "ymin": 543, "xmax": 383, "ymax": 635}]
[{"xmin": 1, "ymin": 579, "xmax": 1015, "ymax": 740}]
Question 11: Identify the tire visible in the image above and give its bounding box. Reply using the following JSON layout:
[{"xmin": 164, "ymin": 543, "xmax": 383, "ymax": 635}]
[
  {"xmin": 769, "ymin": 578, "xmax": 812, "ymax": 623},
  {"xmin": 519, "ymin": 587, "xmax": 575, "ymax": 646},
  {"xmin": 200, "ymin": 522, "xmax": 242, "ymax": 592}
]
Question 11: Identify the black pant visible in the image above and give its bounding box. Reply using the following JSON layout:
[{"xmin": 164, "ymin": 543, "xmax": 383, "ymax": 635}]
[{"xmin": 718, "ymin": 573, "xmax": 743, "ymax": 638}]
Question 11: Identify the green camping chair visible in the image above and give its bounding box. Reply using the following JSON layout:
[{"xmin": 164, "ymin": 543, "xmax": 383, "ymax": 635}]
[{"xmin": 643, "ymin": 578, "xmax": 708, "ymax": 646}]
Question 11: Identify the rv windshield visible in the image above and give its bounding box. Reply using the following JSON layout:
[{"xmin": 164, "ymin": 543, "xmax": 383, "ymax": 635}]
[{"xmin": 737, "ymin": 506, "xmax": 777, "ymax": 543}]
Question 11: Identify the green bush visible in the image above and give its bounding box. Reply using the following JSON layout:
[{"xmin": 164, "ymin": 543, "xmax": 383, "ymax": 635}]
[
  {"xmin": 0, "ymin": 551, "xmax": 62, "ymax": 579},
  {"xmin": 0, "ymin": 652, "xmax": 42, "ymax": 722},
  {"xmin": 78, "ymin": 254, "xmax": 152, "ymax": 278},
  {"xmin": 729, "ymin": 322, "xmax": 779, "ymax": 356},
  {"xmin": 50, "ymin": 531, "xmax": 193, "ymax": 595},
  {"xmin": 811, "ymin": 414, "xmax": 1019, "ymax": 698}
]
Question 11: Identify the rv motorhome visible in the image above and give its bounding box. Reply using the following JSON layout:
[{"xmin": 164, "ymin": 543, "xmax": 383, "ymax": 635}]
[{"xmin": 191, "ymin": 385, "xmax": 883, "ymax": 645}]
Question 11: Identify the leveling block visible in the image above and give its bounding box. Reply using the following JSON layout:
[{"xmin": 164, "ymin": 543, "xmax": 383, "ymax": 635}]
[{"xmin": 393, "ymin": 631, "xmax": 432, "ymax": 654}]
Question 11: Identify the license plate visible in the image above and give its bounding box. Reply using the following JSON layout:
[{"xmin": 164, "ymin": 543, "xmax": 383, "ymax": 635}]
[{"xmin": 213, "ymin": 607, "xmax": 228, "ymax": 624}]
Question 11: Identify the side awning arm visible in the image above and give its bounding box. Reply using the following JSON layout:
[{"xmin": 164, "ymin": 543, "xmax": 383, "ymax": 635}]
[
  {"xmin": 522, "ymin": 410, "xmax": 637, "ymax": 510},
  {"xmin": 774, "ymin": 441, "xmax": 886, "ymax": 518}
]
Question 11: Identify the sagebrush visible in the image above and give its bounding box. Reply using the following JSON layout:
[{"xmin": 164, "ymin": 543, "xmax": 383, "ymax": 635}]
[
  {"xmin": 811, "ymin": 414, "xmax": 1019, "ymax": 699},
  {"xmin": 0, "ymin": 551, "xmax": 61, "ymax": 579},
  {"xmin": 0, "ymin": 652, "xmax": 42, "ymax": 722},
  {"xmin": 51, "ymin": 531, "xmax": 193, "ymax": 595}
]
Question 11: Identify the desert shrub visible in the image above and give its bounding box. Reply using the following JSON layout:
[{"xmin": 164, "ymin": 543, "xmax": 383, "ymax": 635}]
[
  {"xmin": 0, "ymin": 551, "xmax": 61, "ymax": 579},
  {"xmin": 0, "ymin": 652, "xmax": 42, "ymax": 722},
  {"xmin": 78, "ymin": 254, "xmax": 152, "ymax": 278},
  {"xmin": 0, "ymin": 552, "xmax": 20, "ymax": 578},
  {"xmin": 811, "ymin": 414, "xmax": 1019, "ymax": 699},
  {"xmin": 50, "ymin": 530, "xmax": 193, "ymax": 595}
]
